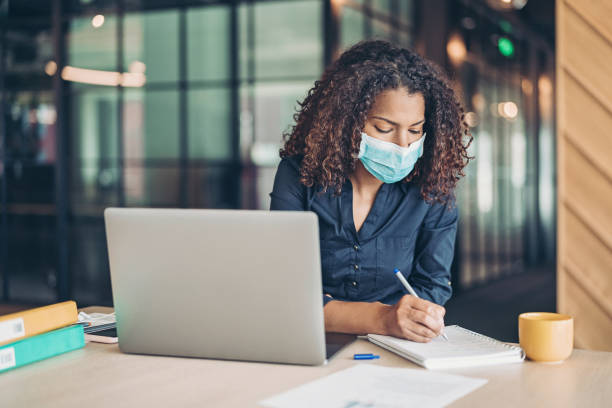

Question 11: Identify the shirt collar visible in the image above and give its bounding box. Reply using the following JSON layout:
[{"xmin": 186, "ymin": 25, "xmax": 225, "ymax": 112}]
[{"xmin": 398, "ymin": 180, "xmax": 411, "ymax": 195}]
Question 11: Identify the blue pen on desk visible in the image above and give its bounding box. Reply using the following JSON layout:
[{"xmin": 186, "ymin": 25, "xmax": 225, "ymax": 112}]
[
  {"xmin": 393, "ymin": 268, "xmax": 449, "ymax": 341},
  {"xmin": 353, "ymin": 353, "xmax": 380, "ymax": 360}
]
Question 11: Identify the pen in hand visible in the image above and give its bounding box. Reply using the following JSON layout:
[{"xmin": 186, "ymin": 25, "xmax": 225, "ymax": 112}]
[{"xmin": 393, "ymin": 268, "xmax": 449, "ymax": 341}]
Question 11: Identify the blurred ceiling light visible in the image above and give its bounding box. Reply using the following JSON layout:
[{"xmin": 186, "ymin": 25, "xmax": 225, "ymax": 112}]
[
  {"xmin": 538, "ymin": 75, "xmax": 553, "ymax": 95},
  {"xmin": 512, "ymin": 0, "xmax": 527, "ymax": 9},
  {"xmin": 521, "ymin": 78, "xmax": 533, "ymax": 95},
  {"xmin": 62, "ymin": 66, "xmax": 118, "ymax": 86},
  {"xmin": 129, "ymin": 60, "xmax": 146, "ymax": 74},
  {"xmin": 92, "ymin": 14, "xmax": 105, "ymax": 28},
  {"xmin": 447, "ymin": 33, "xmax": 467, "ymax": 66},
  {"xmin": 499, "ymin": 20, "xmax": 513, "ymax": 34},
  {"xmin": 121, "ymin": 72, "xmax": 146, "ymax": 87},
  {"xmin": 250, "ymin": 142, "xmax": 281, "ymax": 166},
  {"xmin": 486, "ymin": 0, "xmax": 527, "ymax": 11},
  {"xmin": 465, "ymin": 112, "xmax": 479, "ymax": 127},
  {"xmin": 61, "ymin": 66, "xmax": 146, "ymax": 87},
  {"xmin": 498, "ymin": 101, "xmax": 518, "ymax": 119},
  {"xmin": 45, "ymin": 61, "xmax": 57, "ymax": 76},
  {"xmin": 538, "ymin": 75, "xmax": 553, "ymax": 119},
  {"xmin": 461, "ymin": 17, "xmax": 476, "ymax": 30},
  {"xmin": 498, "ymin": 37, "xmax": 515, "ymax": 57},
  {"xmin": 503, "ymin": 101, "xmax": 518, "ymax": 118},
  {"xmin": 37, "ymin": 105, "xmax": 57, "ymax": 125},
  {"xmin": 330, "ymin": 0, "xmax": 344, "ymax": 17},
  {"xmin": 472, "ymin": 93, "xmax": 486, "ymax": 112}
]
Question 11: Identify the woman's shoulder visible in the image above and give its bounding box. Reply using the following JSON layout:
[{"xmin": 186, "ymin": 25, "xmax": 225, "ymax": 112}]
[
  {"xmin": 421, "ymin": 194, "xmax": 458, "ymax": 229},
  {"xmin": 270, "ymin": 155, "xmax": 309, "ymax": 210},
  {"xmin": 281, "ymin": 154, "xmax": 303, "ymax": 169},
  {"xmin": 276, "ymin": 154, "xmax": 304, "ymax": 179}
]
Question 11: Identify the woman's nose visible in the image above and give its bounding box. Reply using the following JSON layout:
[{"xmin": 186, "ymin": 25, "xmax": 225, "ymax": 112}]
[{"xmin": 397, "ymin": 131, "xmax": 418, "ymax": 148}]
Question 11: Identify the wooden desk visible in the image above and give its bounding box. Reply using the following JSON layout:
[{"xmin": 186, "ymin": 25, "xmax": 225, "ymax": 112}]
[{"xmin": 2, "ymin": 308, "xmax": 611, "ymax": 408}]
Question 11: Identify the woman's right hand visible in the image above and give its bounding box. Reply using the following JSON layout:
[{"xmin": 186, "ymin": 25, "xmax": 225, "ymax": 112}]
[{"xmin": 382, "ymin": 294, "xmax": 445, "ymax": 342}]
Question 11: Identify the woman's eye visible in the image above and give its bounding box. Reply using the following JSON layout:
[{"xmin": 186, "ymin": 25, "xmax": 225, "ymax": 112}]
[
  {"xmin": 375, "ymin": 126, "xmax": 392, "ymax": 134},
  {"xmin": 410, "ymin": 129, "xmax": 423, "ymax": 135}
]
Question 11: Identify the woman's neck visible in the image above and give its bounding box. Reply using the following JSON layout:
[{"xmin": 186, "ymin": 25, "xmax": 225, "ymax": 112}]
[{"xmin": 349, "ymin": 161, "xmax": 384, "ymax": 198}]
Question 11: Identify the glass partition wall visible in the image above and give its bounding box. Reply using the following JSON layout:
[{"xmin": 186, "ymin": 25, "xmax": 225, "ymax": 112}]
[
  {"xmin": 447, "ymin": 2, "xmax": 556, "ymax": 288},
  {"xmin": 1, "ymin": 0, "xmax": 328, "ymax": 305},
  {"xmin": 1, "ymin": 8, "xmax": 58, "ymax": 304}
]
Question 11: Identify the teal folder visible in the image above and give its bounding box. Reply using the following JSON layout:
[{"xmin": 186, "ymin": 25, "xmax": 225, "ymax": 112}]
[{"xmin": 0, "ymin": 324, "xmax": 85, "ymax": 373}]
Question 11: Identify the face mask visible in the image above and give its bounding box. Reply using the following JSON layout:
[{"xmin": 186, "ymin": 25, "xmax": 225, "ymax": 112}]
[{"xmin": 357, "ymin": 131, "xmax": 426, "ymax": 183}]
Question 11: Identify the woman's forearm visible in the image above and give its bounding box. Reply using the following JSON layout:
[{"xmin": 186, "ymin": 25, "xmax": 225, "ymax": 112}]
[{"xmin": 323, "ymin": 300, "xmax": 391, "ymax": 335}]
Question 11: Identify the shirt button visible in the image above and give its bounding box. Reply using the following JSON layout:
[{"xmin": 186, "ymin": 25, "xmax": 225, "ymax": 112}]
[
  {"xmin": 351, "ymin": 281, "xmax": 358, "ymax": 287},
  {"xmin": 353, "ymin": 244, "xmax": 359, "ymax": 251},
  {"xmin": 353, "ymin": 264, "xmax": 359, "ymax": 270}
]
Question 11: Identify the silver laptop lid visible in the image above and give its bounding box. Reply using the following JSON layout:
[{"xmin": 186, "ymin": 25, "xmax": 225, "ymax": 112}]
[{"xmin": 104, "ymin": 208, "xmax": 326, "ymax": 365}]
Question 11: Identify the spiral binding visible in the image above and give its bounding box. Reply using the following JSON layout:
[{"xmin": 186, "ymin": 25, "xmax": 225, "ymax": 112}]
[{"xmin": 453, "ymin": 325, "xmax": 522, "ymax": 352}]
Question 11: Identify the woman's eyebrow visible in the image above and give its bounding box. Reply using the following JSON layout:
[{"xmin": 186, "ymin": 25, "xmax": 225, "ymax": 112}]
[{"xmin": 371, "ymin": 116, "xmax": 425, "ymax": 127}]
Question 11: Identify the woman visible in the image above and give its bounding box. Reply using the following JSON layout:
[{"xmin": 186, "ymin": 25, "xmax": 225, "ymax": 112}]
[{"xmin": 270, "ymin": 40, "xmax": 472, "ymax": 342}]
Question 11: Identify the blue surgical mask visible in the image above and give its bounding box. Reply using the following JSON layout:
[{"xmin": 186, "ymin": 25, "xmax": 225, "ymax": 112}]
[{"xmin": 357, "ymin": 131, "xmax": 426, "ymax": 183}]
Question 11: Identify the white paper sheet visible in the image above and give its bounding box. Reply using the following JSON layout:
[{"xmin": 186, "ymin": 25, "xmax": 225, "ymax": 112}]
[
  {"xmin": 259, "ymin": 364, "xmax": 487, "ymax": 408},
  {"xmin": 78, "ymin": 311, "xmax": 116, "ymax": 326}
]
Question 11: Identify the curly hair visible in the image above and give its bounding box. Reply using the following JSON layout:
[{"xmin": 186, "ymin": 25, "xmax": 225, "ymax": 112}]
[{"xmin": 279, "ymin": 39, "xmax": 473, "ymax": 205}]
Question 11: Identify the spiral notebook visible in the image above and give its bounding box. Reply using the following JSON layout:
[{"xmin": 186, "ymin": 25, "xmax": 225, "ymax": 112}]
[{"xmin": 367, "ymin": 325, "xmax": 525, "ymax": 369}]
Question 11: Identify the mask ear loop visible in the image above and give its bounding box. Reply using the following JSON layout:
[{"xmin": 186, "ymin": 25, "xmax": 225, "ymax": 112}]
[
  {"xmin": 414, "ymin": 132, "xmax": 427, "ymax": 149},
  {"xmin": 355, "ymin": 133, "xmax": 367, "ymax": 159}
]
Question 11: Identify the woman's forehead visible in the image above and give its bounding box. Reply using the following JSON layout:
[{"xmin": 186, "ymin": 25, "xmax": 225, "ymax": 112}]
[{"xmin": 368, "ymin": 88, "xmax": 425, "ymax": 125}]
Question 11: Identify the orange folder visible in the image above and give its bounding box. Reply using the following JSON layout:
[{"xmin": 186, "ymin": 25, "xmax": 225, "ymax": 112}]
[{"xmin": 0, "ymin": 301, "xmax": 78, "ymax": 346}]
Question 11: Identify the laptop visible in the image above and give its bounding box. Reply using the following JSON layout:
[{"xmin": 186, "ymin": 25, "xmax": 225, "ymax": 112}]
[{"xmin": 104, "ymin": 208, "xmax": 353, "ymax": 365}]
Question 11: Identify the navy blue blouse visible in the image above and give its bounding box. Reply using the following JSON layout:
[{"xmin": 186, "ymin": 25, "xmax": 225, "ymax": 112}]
[{"xmin": 269, "ymin": 155, "xmax": 457, "ymax": 307}]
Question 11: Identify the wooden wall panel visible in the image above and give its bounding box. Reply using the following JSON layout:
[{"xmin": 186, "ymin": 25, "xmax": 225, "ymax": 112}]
[
  {"xmin": 563, "ymin": 143, "xmax": 612, "ymax": 247},
  {"xmin": 563, "ymin": 269, "xmax": 612, "ymax": 350},
  {"xmin": 565, "ymin": 0, "xmax": 612, "ymax": 43},
  {"xmin": 563, "ymin": 75, "xmax": 612, "ymax": 181},
  {"xmin": 561, "ymin": 3, "xmax": 612, "ymax": 109},
  {"xmin": 564, "ymin": 210, "xmax": 612, "ymax": 317},
  {"xmin": 557, "ymin": 0, "xmax": 612, "ymax": 351}
]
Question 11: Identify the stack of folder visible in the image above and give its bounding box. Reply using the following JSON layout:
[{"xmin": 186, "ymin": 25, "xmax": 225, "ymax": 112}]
[{"xmin": 0, "ymin": 301, "xmax": 85, "ymax": 373}]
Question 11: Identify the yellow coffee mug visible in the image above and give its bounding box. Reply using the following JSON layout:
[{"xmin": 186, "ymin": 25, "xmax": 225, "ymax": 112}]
[{"xmin": 518, "ymin": 312, "xmax": 574, "ymax": 362}]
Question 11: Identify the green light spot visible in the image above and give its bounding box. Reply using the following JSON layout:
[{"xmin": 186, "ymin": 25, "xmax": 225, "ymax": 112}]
[
  {"xmin": 499, "ymin": 20, "xmax": 512, "ymax": 34},
  {"xmin": 498, "ymin": 37, "xmax": 514, "ymax": 57}
]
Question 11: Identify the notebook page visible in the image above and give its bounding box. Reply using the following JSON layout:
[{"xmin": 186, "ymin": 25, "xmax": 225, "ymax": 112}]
[{"xmin": 369, "ymin": 325, "xmax": 519, "ymax": 360}]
